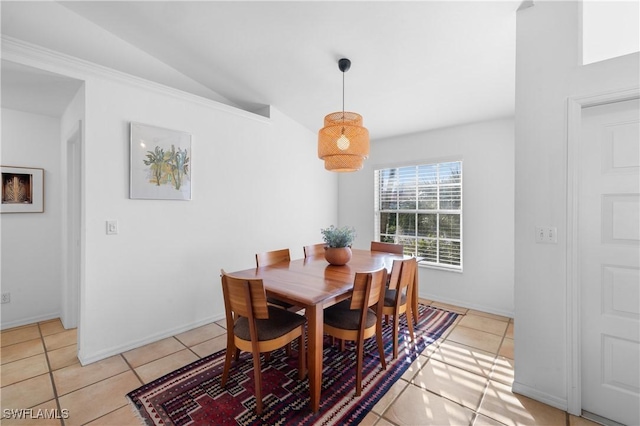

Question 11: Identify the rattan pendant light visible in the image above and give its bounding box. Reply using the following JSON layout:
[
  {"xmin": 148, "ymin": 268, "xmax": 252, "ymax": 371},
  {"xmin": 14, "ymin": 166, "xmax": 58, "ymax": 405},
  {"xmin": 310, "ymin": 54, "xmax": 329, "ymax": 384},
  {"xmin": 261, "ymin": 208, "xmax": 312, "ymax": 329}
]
[{"xmin": 318, "ymin": 58, "xmax": 369, "ymax": 172}]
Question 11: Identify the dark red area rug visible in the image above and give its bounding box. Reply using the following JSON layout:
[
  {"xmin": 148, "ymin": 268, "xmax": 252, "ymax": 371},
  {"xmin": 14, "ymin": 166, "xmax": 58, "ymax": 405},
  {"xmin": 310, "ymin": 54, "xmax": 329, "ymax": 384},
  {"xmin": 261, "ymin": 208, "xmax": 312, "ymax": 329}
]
[{"xmin": 127, "ymin": 304, "xmax": 458, "ymax": 425}]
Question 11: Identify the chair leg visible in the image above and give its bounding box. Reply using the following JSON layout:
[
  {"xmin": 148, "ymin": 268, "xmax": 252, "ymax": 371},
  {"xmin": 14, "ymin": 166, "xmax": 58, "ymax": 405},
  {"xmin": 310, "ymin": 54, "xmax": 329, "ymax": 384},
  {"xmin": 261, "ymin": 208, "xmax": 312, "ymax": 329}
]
[
  {"xmin": 251, "ymin": 350, "xmax": 264, "ymax": 415},
  {"xmin": 376, "ymin": 325, "xmax": 387, "ymax": 370},
  {"xmin": 406, "ymin": 309, "xmax": 415, "ymax": 344},
  {"xmin": 355, "ymin": 339, "xmax": 364, "ymax": 396},
  {"xmin": 392, "ymin": 314, "xmax": 400, "ymax": 359},
  {"xmin": 221, "ymin": 345, "xmax": 234, "ymax": 387}
]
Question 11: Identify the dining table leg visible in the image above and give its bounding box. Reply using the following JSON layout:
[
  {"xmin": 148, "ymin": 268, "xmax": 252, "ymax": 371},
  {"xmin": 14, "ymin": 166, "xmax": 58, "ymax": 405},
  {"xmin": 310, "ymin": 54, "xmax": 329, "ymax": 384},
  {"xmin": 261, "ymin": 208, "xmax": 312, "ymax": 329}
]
[{"xmin": 306, "ymin": 304, "xmax": 323, "ymax": 412}]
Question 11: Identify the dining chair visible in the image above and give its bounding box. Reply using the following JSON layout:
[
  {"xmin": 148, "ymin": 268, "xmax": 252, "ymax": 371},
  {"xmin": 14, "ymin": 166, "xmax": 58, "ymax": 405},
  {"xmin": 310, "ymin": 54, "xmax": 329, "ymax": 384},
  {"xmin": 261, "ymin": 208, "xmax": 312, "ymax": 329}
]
[
  {"xmin": 370, "ymin": 241, "xmax": 404, "ymax": 255},
  {"xmin": 255, "ymin": 249, "xmax": 297, "ymax": 310},
  {"xmin": 383, "ymin": 258, "xmax": 417, "ymax": 359},
  {"xmin": 303, "ymin": 243, "xmax": 326, "ymax": 258},
  {"xmin": 322, "ymin": 267, "xmax": 388, "ymax": 396},
  {"xmin": 220, "ymin": 270, "xmax": 307, "ymax": 415}
]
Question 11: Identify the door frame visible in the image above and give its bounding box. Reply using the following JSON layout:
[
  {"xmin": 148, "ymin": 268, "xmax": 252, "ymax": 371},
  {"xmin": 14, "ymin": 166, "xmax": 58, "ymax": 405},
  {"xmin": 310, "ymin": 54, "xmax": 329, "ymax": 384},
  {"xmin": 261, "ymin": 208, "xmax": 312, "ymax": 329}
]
[
  {"xmin": 566, "ymin": 87, "xmax": 639, "ymax": 416},
  {"xmin": 62, "ymin": 120, "xmax": 82, "ymax": 330}
]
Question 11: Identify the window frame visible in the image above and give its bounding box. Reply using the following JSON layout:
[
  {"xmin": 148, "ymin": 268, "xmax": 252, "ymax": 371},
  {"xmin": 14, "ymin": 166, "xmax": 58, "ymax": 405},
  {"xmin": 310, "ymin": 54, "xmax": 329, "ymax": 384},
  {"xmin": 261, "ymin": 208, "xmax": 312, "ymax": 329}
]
[{"xmin": 374, "ymin": 160, "xmax": 463, "ymax": 272}]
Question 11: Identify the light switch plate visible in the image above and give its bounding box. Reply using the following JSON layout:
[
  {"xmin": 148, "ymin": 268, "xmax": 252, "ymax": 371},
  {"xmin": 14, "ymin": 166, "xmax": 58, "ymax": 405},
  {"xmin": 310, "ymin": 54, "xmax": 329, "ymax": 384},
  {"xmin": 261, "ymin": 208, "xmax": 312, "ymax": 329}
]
[
  {"xmin": 106, "ymin": 220, "xmax": 118, "ymax": 235},
  {"xmin": 536, "ymin": 226, "xmax": 557, "ymax": 244}
]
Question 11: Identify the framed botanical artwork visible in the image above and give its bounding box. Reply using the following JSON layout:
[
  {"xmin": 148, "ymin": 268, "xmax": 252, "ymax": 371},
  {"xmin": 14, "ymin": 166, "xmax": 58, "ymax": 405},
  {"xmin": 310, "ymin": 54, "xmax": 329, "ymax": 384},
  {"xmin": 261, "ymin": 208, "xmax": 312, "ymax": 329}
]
[
  {"xmin": 130, "ymin": 122, "xmax": 192, "ymax": 200},
  {"xmin": 1, "ymin": 166, "xmax": 44, "ymax": 213}
]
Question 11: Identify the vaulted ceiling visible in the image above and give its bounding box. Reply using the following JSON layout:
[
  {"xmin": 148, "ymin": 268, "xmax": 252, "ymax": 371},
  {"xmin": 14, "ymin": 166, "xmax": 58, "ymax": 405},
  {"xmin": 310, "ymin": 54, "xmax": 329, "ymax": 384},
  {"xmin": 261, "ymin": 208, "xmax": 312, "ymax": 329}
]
[{"xmin": 1, "ymin": 1, "xmax": 517, "ymax": 139}]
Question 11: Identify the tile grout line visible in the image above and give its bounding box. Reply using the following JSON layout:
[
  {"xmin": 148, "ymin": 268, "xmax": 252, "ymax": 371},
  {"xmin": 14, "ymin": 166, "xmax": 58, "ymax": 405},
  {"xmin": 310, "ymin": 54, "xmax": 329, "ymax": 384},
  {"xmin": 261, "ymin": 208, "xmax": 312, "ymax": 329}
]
[
  {"xmin": 37, "ymin": 322, "xmax": 65, "ymax": 426},
  {"xmin": 473, "ymin": 319, "xmax": 512, "ymax": 426},
  {"xmin": 174, "ymin": 335, "xmax": 206, "ymax": 360},
  {"xmin": 377, "ymin": 315, "xmax": 448, "ymax": 425},
  {"xmin": 379, "ymin": 311, "xmax": 480, "ymax": 426},
  {"xmin": 83, "ymin": 353, "xmax": 144, "ymax": 425},
  {"xmin": 434, "ymin": 319, "xmax": 493, "ymax": 425},
  {"xmin": 378, "ymin": 311, "xmax": 512, "ymax": 426},
  {"xmin": 121, "ymin": 352, "xmax": 146, "ymax": 387},
  {"xmin": 41, "ymin": 327, "xmax": 135, "ymax": 425}
]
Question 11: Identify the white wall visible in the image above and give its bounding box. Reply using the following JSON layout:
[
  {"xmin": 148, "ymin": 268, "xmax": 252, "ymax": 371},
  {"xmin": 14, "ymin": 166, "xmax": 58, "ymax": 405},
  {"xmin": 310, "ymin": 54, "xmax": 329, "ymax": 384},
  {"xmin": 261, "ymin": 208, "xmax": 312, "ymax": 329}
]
[
  {"xmin": 77, "ymin": 74, "xmax": 336, "ymax": 364},
  {"xmin": 1, "ymin": 109, "xmax": 63, "ymax": 327},
  {"xmin": 338, "ymin": 118, "xmax": 515, "ymax": 317},
  {"xmin": 582, "ymin": 1, "xmax": 639, "ymax": 65},
  {"xmin": 514, "ymin": 1, "xmax": 639, "ymax": 410}
]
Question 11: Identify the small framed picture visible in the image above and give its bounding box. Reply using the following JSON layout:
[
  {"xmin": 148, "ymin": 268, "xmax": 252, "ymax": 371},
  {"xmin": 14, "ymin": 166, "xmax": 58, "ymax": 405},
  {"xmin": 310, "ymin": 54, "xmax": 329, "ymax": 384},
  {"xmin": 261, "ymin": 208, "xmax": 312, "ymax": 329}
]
[
  {"xmin": 1, "ymin": 166, "xmax": 44, "ymax": 213},
  {"xmin": 130, "ymin": 122, "xmax": 192, "ymax": 200}
]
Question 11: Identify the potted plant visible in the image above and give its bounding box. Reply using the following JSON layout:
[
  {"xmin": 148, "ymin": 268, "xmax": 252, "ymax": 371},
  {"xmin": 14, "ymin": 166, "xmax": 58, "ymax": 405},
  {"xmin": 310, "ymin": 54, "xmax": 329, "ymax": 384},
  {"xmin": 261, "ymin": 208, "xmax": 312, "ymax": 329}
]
[{"xmin": 320, "ymin": 225, "xmax": 356, "ymax": 265}]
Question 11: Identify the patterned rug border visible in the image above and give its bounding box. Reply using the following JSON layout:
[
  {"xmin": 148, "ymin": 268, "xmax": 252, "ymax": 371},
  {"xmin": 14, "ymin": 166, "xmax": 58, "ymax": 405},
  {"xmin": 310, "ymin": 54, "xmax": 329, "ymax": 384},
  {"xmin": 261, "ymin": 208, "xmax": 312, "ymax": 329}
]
[{"xmin": 127, "ymin": 304, "xmax": 459, "ymax": 425}]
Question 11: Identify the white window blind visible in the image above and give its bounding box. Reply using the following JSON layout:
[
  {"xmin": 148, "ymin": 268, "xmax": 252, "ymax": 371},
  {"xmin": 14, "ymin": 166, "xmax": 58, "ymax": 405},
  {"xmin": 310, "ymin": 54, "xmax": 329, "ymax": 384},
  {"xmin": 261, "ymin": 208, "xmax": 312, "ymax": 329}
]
[{"xmin": 374, "ymin": 161, "xmax": 462, "ymax": 270}]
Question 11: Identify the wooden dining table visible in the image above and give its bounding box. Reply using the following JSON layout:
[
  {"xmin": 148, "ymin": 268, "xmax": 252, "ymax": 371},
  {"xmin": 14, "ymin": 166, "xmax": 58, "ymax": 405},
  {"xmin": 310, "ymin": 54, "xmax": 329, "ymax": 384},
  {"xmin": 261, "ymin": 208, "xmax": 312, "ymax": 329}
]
[{"xmin": 228, "ymin": 248, "xmax": 417, "ymax": 412}]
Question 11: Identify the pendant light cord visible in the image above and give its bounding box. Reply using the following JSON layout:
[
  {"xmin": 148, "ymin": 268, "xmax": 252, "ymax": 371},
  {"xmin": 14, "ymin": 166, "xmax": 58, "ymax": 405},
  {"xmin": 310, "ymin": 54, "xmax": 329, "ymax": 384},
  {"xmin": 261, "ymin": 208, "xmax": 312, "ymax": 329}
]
[{"xmin": 342, "ymin": 70, "xmax": 345, "ymax": 122}]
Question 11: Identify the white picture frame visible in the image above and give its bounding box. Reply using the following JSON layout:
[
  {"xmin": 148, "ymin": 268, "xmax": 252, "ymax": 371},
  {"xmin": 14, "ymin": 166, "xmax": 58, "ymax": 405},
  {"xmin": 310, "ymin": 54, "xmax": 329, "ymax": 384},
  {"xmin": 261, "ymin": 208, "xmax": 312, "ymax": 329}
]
[
  {"xmin": 1, "ymin": 166, "xmax": 44, "ymax": 213},
  {"xmin": 130, "ymin": 122, "xmax": 192, "ymax": 200}
]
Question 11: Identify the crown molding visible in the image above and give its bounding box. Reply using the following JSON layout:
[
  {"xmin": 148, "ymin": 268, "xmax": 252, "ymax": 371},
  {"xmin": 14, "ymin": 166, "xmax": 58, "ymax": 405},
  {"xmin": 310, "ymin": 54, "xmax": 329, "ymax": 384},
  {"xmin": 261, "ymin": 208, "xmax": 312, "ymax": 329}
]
[{"xmin": 1, "ymin": 36, "xmax": 271, "ymax": 123}]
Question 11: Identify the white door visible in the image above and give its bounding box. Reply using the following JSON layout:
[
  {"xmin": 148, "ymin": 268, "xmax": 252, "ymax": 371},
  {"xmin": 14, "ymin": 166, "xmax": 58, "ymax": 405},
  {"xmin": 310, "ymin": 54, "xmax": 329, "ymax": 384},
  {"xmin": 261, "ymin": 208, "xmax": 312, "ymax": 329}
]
[{"xmin": 579, "ymin": 98, "xmax": 639, "ymax": 426}]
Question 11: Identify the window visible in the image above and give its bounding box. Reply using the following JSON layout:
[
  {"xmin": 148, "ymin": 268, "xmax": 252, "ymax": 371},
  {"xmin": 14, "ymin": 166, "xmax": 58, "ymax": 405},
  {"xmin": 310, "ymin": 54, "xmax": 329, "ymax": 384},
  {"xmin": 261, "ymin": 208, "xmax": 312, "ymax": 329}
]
[{"xmin": 374, "ymin": 161, "xmax": 462, "ymax": 270}]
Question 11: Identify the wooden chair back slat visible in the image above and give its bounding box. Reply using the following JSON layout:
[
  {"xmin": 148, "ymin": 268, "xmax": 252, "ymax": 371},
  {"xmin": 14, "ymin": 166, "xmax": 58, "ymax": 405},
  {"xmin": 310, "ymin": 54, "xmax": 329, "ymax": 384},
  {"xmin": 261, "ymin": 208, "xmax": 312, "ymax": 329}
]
[
  {"xmin": 349, "ymin": 272, "xmax": 371, "ymax": 310},
  {"xmin": 221, "ymin": 272, "xmax": 269, "ymax": 320},
  {"xmin": 350, "ymin": 268, "xmax": 387, "ymax": 310},
  {"xmin": 397, "ymin": 258, "xmax": 416, "ymax": 295},
  {"xmin": 370, "ymin": 241, "xmax": 404, "ymax": 255},
  {"xmin": 387, "ymin": 259, "xmax": 403, "ymax": 290},
  {"xmin": 256, "ymin": 248, "xmax": 291, "ymax": 267},
  {"xmin": 303, "ymin": 243, "xmax": 326, "ymax": 258}
]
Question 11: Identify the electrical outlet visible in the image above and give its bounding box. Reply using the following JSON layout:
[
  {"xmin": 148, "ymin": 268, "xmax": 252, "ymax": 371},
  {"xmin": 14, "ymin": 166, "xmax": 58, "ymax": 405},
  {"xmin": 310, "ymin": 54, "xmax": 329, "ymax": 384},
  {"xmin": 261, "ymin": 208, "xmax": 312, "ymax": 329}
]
[{"xmin": 1, "ymin": 293, "xmax": 10, "ymax": 304}]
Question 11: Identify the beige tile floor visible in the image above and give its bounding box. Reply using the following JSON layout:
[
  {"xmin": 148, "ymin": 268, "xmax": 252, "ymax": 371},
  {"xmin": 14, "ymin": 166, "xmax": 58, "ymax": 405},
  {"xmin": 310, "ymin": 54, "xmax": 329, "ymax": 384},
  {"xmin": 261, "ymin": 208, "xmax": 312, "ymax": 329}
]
[{"xmin": 0, "ymin": 300, "xmax": 600, "ymax": 426}]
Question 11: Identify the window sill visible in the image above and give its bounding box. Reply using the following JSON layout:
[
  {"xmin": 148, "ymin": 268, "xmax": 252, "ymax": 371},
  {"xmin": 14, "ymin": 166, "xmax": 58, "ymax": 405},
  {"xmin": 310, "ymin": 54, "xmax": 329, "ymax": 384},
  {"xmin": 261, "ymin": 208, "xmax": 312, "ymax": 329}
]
[{"xmin": 418, "ymin": 263, "xmax": 463, "ymax": 274}]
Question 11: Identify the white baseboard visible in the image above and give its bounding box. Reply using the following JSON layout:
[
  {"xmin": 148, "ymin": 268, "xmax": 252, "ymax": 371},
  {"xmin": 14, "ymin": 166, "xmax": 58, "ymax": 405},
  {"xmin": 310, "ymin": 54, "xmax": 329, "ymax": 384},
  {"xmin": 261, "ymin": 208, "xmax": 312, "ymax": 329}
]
[
  {"xmin": 1, "ymin": 311, "xmax": 62, "ymax": 330},
  {"xmin": 512, "ymin": 381, "xmax": 568, "ymax": 411},
  {"xmin": 78, "ymin": 314, "xmax": 225, "ymax": 366},
  {"xmin": 420, "ymin": 293, "xmax": 514, "ymax": 318}
]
